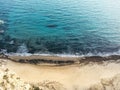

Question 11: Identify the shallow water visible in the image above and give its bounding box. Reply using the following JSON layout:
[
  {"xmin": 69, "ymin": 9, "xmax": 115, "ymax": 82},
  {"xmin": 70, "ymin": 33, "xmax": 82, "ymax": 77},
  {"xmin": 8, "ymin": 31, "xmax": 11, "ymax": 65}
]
[{"xmin": 0, "ymin": 0, "xmax": 120, "ymax": 56}]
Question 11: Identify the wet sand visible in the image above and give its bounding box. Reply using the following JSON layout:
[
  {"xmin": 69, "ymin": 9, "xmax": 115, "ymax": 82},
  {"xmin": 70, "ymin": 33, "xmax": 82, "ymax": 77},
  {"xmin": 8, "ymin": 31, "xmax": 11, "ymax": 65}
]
[
  {"xmin": 8, "ymin": 55, "xmax": 78, "ymax": 66},
  {"xmin": 7, "ymin": 55, "xmax": 120, "ymax": 65}
]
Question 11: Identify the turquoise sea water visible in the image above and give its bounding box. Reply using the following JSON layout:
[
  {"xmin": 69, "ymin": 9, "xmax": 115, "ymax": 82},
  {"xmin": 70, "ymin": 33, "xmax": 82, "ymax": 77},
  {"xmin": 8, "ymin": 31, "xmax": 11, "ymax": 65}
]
[{"xmin": 0, "ymin": 0, "xmax": 120, "ymax": 56}]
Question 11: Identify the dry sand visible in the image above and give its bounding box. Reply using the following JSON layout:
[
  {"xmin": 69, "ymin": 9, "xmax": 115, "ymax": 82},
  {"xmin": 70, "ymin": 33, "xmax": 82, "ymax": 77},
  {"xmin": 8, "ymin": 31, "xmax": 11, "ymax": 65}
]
[{"xmin": 2, "ymin": 58, "xmax": 120, "ymax": 90}]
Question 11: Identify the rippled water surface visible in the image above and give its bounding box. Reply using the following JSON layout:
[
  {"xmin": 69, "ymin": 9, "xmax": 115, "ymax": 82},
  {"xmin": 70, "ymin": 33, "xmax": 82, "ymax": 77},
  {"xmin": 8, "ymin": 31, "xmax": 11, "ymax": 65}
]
[{"xmin": 0, "ymin": 0, "xmax": 120, "ymax": 55}]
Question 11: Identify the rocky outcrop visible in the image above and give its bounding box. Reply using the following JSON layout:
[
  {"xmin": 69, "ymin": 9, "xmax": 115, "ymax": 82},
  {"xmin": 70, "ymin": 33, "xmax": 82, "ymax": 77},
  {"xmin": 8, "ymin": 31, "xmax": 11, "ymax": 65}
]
[
  {"xmin": 32, "ymin": 81, "xmax": 66, "ymax": 90},
  {"xmin": 89, "ymin": 74, "xmax": 120, "ymax": 90},
  {"xmin": 0, "ymin": 67, "xmax": 32, "ymax": 90},
  {"xmin": 0, "ymin": 66, "xmax": 66, "ymax": 90}
]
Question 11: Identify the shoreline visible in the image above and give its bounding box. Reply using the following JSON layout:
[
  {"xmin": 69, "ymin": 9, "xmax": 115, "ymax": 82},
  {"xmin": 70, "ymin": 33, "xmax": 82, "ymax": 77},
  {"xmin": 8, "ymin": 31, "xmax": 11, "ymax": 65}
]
[{"xmin": 4, "ymin": 54, "xmax": 120, "ymax": 66}]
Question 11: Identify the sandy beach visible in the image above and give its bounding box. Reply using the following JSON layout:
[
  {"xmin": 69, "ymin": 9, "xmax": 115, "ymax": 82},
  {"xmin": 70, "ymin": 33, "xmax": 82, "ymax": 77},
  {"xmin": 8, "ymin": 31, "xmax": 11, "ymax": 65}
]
[
  {"xmin": 0, "ymin": 55, "xmax": 120, "ymax": 90},
  {"xmin": 1, "ymin": 0, "xmax": 120, "ymax": 89}
]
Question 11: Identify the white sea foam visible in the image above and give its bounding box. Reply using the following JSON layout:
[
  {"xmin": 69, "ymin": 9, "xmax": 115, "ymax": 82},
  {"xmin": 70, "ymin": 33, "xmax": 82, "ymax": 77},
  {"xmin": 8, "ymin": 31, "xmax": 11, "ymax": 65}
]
[
  {"xmin": 6, "ymin": 50, "xmax": 120, "ymax": 58},
  {"xmin": 0, "ymin": 20, "xmax": 5, "ymax": 24},
  {"xmin": 2, "ymin": 42, "xmax": 120, "ymax": 57},
  {"xmin": 0, "ymin": 49, "xmax": 7, "ymax": 54},
  {"xmin": 0, "ymin": 30, "xmax": 4, "ymax": 34},
  {"xmin": 16, "ymin": 43, "xmax": 28, "ymax": 54}
]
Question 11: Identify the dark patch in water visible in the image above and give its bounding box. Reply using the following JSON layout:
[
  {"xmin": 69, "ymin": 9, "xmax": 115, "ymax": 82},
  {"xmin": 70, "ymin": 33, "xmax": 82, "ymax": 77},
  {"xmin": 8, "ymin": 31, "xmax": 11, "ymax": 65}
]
[
  {"xmin": 0, "ymin": 42, "xmax": 18, "ymax": 52},
  {"xmin": 0, "ymin": 35, "xmax": 22, "ymax": 53},
  {"xmin": 46, "ymin": 24, "xmax": 58, "ymax": 28}
]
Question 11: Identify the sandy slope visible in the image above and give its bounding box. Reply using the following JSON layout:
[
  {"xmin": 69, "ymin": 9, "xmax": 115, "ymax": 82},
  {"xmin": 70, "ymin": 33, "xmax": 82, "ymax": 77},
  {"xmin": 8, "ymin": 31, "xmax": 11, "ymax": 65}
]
[{"xmin": 2, "ymin": 58, "xmax": 120, "ymax": 90}]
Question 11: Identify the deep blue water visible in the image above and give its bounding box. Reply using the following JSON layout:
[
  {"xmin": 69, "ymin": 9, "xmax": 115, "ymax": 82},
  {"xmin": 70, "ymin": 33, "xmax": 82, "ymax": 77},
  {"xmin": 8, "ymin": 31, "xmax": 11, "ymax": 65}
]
[{"xmin": 0, "ymin": 0, "xmax": 120, "ymax": 56}]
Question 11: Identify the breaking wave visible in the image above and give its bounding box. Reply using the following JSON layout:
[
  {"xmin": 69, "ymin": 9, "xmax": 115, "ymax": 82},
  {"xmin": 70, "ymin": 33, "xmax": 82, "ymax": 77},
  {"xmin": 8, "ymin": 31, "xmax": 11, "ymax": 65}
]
[
  {"xmin": 16, "ymin": 43, "xmax": 28, "ymax": 53},
  {"xmin": 2, "ymin": 45, "xmax": 120, "ymax": 58},
  {"xmin": 0, "ymin": 19, "xmax": 4, "ymax": 25}
]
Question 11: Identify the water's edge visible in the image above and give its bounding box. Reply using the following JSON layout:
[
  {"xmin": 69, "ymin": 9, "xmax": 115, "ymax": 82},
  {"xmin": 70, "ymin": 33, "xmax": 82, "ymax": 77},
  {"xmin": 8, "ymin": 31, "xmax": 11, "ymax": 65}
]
[{"xmin": 1, "ymin": 53, "xmax": 120, "ymax": 66}]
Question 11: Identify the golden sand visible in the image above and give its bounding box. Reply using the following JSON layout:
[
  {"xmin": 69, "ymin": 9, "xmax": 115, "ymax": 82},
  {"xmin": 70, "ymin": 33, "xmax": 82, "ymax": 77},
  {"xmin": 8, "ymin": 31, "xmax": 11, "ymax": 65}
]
[{"xmin": 2, "ymin": 58, "xmax": 120, "ymax": 90}]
